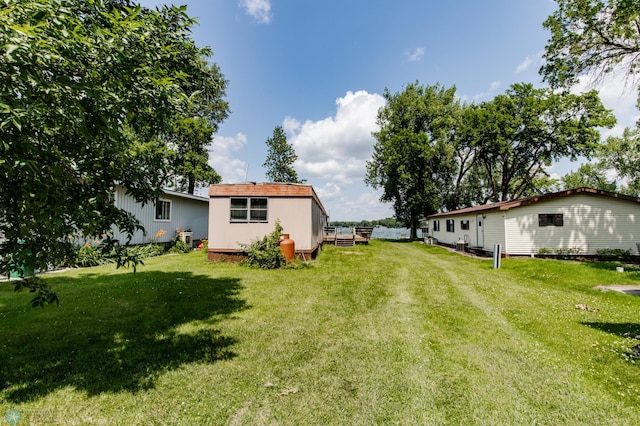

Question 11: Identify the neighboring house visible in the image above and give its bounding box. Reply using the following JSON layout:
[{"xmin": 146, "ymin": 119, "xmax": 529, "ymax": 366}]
[
  {"xmin": 427, "ymin": 188, "xmax": 640, "ymax": 256},
  {"xmin": 207, "ymin": 182, "xmax": 329, "ymax": 260},
  {"xmin": 112, "ymin": 185, "xmax": 208, "ymax": 246}
]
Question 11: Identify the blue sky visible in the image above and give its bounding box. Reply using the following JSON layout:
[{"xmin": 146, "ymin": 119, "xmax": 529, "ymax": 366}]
[{"xmin": 139, "ymin": 0, "xmax": 639, "ymax": 221}]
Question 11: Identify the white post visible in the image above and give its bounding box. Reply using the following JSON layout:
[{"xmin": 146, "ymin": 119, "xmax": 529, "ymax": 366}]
[{"xmin": 493, "ymin": 243, "xmax": 502, "ymax": 269}]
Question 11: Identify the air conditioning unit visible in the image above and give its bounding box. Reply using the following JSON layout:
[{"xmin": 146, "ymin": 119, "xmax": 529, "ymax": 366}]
[{"xmin": 179, "ymin": 231, "xmax": 193, "ymax": 249}]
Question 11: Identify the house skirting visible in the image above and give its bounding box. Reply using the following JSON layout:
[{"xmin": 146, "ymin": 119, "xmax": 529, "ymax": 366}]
[{"xmin": 208, "ymin": 242, "xmax": 323, "ymax": 262}]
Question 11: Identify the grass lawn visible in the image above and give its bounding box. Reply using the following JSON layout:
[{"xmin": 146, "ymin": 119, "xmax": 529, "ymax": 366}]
[{"xmin": 1, "ymin": 241, "xmax": 640, "ymax": 424}]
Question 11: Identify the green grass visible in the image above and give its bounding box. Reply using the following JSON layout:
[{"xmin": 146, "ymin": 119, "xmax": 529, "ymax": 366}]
[{"xmin": 2, "ymin": 242, "xmax": 640, "ymax": 424}]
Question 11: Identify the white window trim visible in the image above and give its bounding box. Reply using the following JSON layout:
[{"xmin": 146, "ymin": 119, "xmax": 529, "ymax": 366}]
[
  {"xmin": 230, "ymin": 197, "xmax": 268, "ymax": 223},
  {"xmin": 154, "ymin": 198, "xmax": 172, "ymax": 222}
]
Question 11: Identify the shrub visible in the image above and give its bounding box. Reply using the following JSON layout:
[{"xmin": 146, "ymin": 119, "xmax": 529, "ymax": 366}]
[
  {"xmin": 537, "ymin": 247, "xmax": 582, "ymax": 258},
  {"xmin": 241, "ymin": 220, "xmax": 285, "ymax": 269},
  {"xmin": 596, "ymin": 248, "xmax": 632, "ymax": 261},
  {"xmin": 167, "ymin": 240, "xmax": 191, "ymax": 254},
  {"xmin": 75, "ymin": 244, "xmax": 109, "ymax": 267}
]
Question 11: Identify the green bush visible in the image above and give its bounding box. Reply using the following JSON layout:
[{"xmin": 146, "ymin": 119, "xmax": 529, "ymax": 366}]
[
  {"xmin": 596, "ymin": 248, "xmax": 632, "ymax": 261},
  {"xmin": 167, "ymin": 240, "xmax": 191, "ymax": 254},
  {"xmin": 75, "ymin": 244, "xmax": 109, "ymax": 267},
  {"xmin": 537, "ymin": 247, "xmax": 582, "ymax": 258},
  {"xmin": 241, "ymin": 220, "xmax": 285, "ymax": 269}
]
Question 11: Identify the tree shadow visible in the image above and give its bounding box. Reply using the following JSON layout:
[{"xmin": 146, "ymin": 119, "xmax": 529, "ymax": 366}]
[
  {"xmin": 1, "ymin": 271, "xmax": 246, "ymax": 402},
  {"xmin": 582, "ymin": 322, "xmax": 640, "ymax": 338}
]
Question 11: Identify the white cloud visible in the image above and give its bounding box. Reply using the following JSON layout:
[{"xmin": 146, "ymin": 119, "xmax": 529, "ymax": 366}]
[
  {"xmin": 471, "ymin": 81, "xmax": 501, "ymax": 102},
  {"xmin": 569, "ymin": 68, "xmax": 639, "ymax": 138},
  {"xmin": 406, "ymin": 47, "xmax": 425, "ymax": 62},
  {"xmin": 322, "ymin": 189, "xmax": 394, "ymax": 221},
  {"xmin": 208, "ymin": 132, "xmax": 249, "ymax": 183},
  {"xmin": 286, "ymin": 90, "xmax": 386, "ymax": 184},
  {"xmin": 516, "ymin": 52, "xmax": 542, "ymax": 73},
  {"xmin": 239, "ymin": 0, "xmax": 272, "ymax": 24}
]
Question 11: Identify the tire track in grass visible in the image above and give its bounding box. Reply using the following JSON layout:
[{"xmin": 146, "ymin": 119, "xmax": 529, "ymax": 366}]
[{"xmin": 410, "ymin": 243, "xmax": 636, "ymax": 424}]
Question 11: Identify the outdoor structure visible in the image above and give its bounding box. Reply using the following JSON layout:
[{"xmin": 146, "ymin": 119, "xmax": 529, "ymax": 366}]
[
  {"xmin": 207, "ymin": 182, "xmax": 329, "ymax": 260},
  {"xmin": 426, "ymin": 188, "xmax": 640, "ymax": 257},
  {"xmin": 112, "ymin": 185, "xmax": 208, "ymax": 246}
]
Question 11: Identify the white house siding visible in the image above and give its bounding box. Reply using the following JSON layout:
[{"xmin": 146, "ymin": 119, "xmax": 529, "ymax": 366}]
[
  {"xmin": 430, "ymin": 214, "xmax": 479, "ymax": 247},
  {"xmin": 209, "ymin": 197, "xmax": 320, "ymax": 252},
  {"xmin": 113, "ymin": 186, "xmax": 208, "ymax": 245},
  {"xmin": 482, "ymin": 212, "xmax": 507, "ymax": 251},
  {"xmin": 504, "ymin": 194, "xmax": 639, "ymax": 255}
]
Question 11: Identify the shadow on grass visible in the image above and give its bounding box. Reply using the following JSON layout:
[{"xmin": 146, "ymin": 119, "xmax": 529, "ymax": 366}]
[
  {"xmin": 583, "ymin": 261, "xmax": 640, "ymax": 278},
  {"xmin": 1, "ymin": 271, "xmax": 246, "ymax": 402},
  {"xmin": 582, "ymin": 322, "xmax": 640, "ymax": 338}
]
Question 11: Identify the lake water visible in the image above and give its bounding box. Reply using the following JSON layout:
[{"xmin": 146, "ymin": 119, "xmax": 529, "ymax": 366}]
[{"xmin": 370, "ymin": 227, "xmax": 423, "ymax": 240}]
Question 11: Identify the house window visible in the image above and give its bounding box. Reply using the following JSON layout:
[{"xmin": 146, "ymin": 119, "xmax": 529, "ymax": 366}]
[
  {"xmin": 538, "ymin": 213, "xmax": 563, "ymax": 227},
  {"xmin": 461, "ymin": 220, "xmax": 469, "ymax": 230},
  {"xmin": 433, "ymin": 220, "xmax": 440, "ymax": 232},
  {"xmin": 446, "ymin": 219, "xmax": 455, "ymax": 232},
  {"xmin": 230, "ymin": 197, "xmax": 268, "ymax": 222},
  {"xmin": 155, "ymin": 199, "xmax": 171, "ymax": 221}
]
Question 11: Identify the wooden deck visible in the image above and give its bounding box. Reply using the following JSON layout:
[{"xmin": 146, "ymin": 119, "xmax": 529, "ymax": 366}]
[{"xmin": 323, "ymin": 227, "xmax": 373, "ymax": 247}]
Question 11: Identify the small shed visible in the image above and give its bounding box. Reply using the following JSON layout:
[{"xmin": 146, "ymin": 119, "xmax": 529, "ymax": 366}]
[
  {"xmin": 208, "ymin": 182, "xmax": 328, "ymax": 260},
  {"xmin": 427, "ymin": 188, "xmax": 640, "ymax": 256}
]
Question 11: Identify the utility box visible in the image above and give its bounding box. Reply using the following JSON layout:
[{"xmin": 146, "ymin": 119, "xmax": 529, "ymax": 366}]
[{"xmin": 180, "ymin": 231, "xmax": 193, "ymax": 249}]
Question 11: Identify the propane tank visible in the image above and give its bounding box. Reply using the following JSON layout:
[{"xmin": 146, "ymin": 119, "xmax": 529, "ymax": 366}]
[{"xmin": 280, "ymin": 233, "xmax": 295, "ymax": 262}]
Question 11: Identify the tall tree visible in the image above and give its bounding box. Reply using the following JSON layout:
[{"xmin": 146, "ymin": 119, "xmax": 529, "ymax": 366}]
[
  {"xmin": 599, "ymin": 127, "xmax": 640, "ymax": 195},
  {"xmin": 166, "ymin": 116, "xmax": 222, "ymax": 194},
  {"xmin": 541, "ymin": 0, "xmax": 640, "ymax": 100},
  {"xmin": 464, "ymin": 83, "xmax": 615, "ymax": 202},
  {"xmin": 561, "ymin": 163, "xmax": 618, "ymax": 192},
  {"xmin": 263, "ymin": 126, "xmax": 305, "ymax": 183},
  {"xmin": 165, "ymin": 55, "xmax": 229, "ymax": 194},
  {"xmin": 365, "ymin": 82, "xmax": 460, "ymax": 239},
  {"xmin": 0, "ymin": 1, "xmax": 227, "ymax": 303}
]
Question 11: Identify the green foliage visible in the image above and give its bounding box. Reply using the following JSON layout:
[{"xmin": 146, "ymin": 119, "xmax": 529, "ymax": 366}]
[
  {"xmin": 596, "ymin": 248, "xmax": 633, "ymax": 261},
  {"xmin": 366, "ymin": 82, "xmax": 461, "ymax": 238},
  {"xmin": 75, "ymin": 244, "xmax": 110, "ymax": 268},
  {"xmin": 166, "ymin": 116, "xmax": 222, "ymax": 194},
  {"xmin": 263, "ymin": 126, "xmax": 305, "ymax": 183},
  {"xmin": 241, "ymin": 220, "xmax": 285, "ymax": 269},
  {"xmin": 0, "ymin": 0, "xmax": 228, "ymax": 287},
  {"xmin": 561, "ymin": 163, "xmax": 618, "ymax": 192},
  {"xmin": 541, "ymin": 0, "xmax": 640, "ymax": 99},
  {"xmin": 461, "ymin": 83, "xmax": 615, "ymax": 202},
  {"xmin": 13, "ymin": 276, "xmax": 59, "ymax": 308},
  {"xmin": 72, "ymin": 242, "xmax": 164, "ymax": 270},
  {"xmin": 330, "ymin": 217, "xmax": 403, "ymax": 228},
  {"xmin": 598, "ymin": 127, "xmax": 640, "ymax": 196},
  {"xmin": 537, "ymin": 247, "xmax": 583, "ymax": 258},
  {"xmin": 168, "ymin": 240, "xmax": 192, "ymax": 254}
]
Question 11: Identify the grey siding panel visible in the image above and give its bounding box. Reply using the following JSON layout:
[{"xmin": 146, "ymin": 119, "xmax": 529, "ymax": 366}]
[{"xmin": 113, "ymin": 186, "xmax": 208, "ymax": 245}]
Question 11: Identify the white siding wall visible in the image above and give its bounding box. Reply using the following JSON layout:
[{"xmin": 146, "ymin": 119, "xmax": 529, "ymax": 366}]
[
  {"xmin": 483, "ymin": 212, "xmax": 507, "ymax": 251},
  {"xmin": 504, "ymin": 194, "xmax": 640, "ymax": 255},
  {"xmin": 209, "ymin": 197, "xmax": 321, "ymax": 251},
  {"xmin": 114, "ymin": 186, "xmax": 208, "ymax": 245},
  {"xmin": 430, "ymin": 214, "xmax": 479, "ymax": 246}
]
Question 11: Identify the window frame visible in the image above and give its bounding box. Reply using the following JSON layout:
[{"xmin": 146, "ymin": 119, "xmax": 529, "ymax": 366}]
[
  {"xmin": 230, "ymin": 197, "xmax": 269, "ymax": 223},
  {"xmin": 461, "ymin": 220, "xmax": 470, "ymax": 230},
  {"xmin": 433, "ymin": 220, "xmax": 440, "ymax": 232},
  {"xmin": 446, "ymin": 219, "xmax": 455, "ymax": 233},
  {"xmin": 538, "ymin": 213, "xmax": 563, "ymax": 227},
  {"xmin": 154, "ymin": 199, "xmax": 172, "ymax": 222}
]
